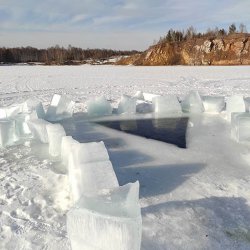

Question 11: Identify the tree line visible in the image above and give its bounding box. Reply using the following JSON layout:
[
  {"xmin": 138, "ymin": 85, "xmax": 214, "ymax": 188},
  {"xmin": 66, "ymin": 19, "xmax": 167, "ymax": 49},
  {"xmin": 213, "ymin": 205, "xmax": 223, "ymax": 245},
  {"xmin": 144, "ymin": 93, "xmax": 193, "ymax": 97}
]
[
  {"xmin": 0, "ymin": 45, "xmax": 139, "ymax": 64},
  {"xmin": 156, "ymin": 23, "xmax": 248, "ymax": 44}
]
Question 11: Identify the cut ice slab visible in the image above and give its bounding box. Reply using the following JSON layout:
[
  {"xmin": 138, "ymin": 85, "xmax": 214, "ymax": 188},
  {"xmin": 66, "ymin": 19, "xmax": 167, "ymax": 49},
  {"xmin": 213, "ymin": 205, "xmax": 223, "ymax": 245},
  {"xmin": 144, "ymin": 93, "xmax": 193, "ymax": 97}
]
[
  {"xmin": 152, "ymin": 95, "xmax": 182, "ymax": 114},
  {"xmin": 231, "ymin": 112, "xmax": 250, "ymax": 143},
  {"xmin": 87, "ymin": 96, "xmax": 112, "ymax": 117},
  {"xmin": 61, "ymin": 136, "xmax": 79, "ymax": 166},
  {"xmin": 71, "ymin": 141, "xmax": 110, "ymax": 164},
  {"xmin": 0, "ymin": 119, "xmax": 17, "ymax": 147},
  {"xmin": 67, "ymin": 181, "xmax": 142, "ymax": 250},
  {"xmin": 181, "ymin": 91, "xmax": 204, "ymax": 113},
  {"xmin": 117, "ymin": 95, "xmax": 137, "ymax": 114},
  {"xmin": 143, "ymin": 93, "xmax": 161, "ymax": 102},
  {"xmin": 14, "ymin": 114, "xmax": 32, "ymax": 137},
  {"xmin": 27, "ymin": 119, "xmax": 50, "ymax": 143},
  {"xmin": 202, "ymin": 96, "xmax": 225, "ymax": 113},
  {"xmin": 22, "ymin": 98, "xmax": 45, "ymax": 119},
  {"xmin": 226, "ymin": 95, "xmax": 246, "ymax": 121},
  {"xmin": 46, "ymin": 123, "xmax": 66, "ymax": 157},
  {"xmin": 0, "ymin": 105, "xmax": 21, "ymax": 119},
  {"xmin": 46, "ymin": 94, "xmax": 75, "ymax": 121}
]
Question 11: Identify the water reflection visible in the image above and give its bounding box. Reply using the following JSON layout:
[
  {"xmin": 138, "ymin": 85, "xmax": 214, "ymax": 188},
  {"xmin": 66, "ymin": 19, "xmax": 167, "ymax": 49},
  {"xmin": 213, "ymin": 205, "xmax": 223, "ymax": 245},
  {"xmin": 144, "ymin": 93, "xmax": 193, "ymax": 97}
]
[{"xmin": 95, "ymin": 117, "xmax": 188, "ymax": 148}]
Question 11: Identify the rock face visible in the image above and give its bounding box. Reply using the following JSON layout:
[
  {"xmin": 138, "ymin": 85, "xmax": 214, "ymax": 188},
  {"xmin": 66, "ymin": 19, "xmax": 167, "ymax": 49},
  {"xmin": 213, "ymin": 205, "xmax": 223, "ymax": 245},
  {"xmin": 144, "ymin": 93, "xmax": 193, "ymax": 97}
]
[{"xmin": 117, "ymin": 34, "xmax": 250, "ymax": 66}]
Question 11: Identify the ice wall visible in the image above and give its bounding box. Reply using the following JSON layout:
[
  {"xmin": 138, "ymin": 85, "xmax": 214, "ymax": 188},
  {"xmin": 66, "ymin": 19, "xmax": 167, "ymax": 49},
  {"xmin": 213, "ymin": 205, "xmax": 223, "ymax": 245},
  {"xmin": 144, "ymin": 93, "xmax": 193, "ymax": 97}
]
[{"xmin": 67, "ymin": 182, "xmax": 142, "ymax": 250}]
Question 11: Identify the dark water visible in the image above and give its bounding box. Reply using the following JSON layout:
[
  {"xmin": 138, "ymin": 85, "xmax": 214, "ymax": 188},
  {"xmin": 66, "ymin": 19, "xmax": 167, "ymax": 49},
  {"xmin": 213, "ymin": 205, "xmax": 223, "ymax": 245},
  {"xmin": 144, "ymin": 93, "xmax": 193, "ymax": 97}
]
[{"xmin": 95, "ymin": 117, "xmax": 188, "ymax": 148}]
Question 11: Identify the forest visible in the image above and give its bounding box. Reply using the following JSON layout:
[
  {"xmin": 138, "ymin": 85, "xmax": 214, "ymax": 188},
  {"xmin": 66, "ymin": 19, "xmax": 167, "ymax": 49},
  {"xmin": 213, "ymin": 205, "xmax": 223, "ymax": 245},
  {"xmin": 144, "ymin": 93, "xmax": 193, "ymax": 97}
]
[{"xmin": 0, "ymin": 45, "xmax": 139, "ymax": 64}]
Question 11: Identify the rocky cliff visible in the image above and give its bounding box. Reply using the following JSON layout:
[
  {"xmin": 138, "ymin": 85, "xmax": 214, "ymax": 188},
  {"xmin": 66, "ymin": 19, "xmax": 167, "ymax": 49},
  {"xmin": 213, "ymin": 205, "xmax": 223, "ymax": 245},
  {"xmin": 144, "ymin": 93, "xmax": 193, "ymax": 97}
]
[{"xmin": 117, "ymin": 33, "xmax": 250, "ymax": 66}]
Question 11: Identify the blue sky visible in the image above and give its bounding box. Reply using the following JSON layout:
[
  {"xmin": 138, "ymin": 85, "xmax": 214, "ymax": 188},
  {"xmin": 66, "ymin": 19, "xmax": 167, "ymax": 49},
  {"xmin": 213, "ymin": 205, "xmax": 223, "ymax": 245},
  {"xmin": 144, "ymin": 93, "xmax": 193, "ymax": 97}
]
[{"xmin": 0, "ymin": 0, "xmax": 249, "ymax": 50}]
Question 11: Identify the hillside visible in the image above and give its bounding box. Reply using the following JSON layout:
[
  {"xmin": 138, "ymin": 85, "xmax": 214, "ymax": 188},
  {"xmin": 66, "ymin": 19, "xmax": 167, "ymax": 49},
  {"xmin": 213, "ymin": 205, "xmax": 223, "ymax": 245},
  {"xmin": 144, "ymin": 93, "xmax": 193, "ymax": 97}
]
[{"xmin": 117, "ymin": 33, "xmax": 250, "ymax": 66}]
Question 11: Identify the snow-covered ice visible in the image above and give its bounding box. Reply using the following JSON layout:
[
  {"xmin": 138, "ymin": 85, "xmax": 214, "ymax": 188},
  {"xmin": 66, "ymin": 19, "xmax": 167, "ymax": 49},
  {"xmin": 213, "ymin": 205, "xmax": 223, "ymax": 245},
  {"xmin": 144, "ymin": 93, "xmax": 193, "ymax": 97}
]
[
  {"xmin": 86, "ymin": 96, "xmax": 112, "ymax": 117},
  {"xmin": 46, "ymin": 123, "xmax": 66, "ymax": 157},
  {"xmin": 1, "ymin": 65, "xmax": 250, "ymax": 250},
  {"xmin": 67, "ymin": 181, "xmax": 141, "ymax": 250}
]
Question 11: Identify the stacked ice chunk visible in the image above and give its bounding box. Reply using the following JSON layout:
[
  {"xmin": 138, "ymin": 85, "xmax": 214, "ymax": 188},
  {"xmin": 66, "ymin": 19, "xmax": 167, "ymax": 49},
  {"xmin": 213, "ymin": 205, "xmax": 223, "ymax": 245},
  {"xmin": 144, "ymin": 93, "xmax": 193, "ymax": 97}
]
[
  {"xmin": 152, "ymin": 95, "xmax": 182, "ymax": 115},
  {"xmin": 14, "ymin": 114, "xmax": 32, "ymax": 138},
  {"xmin": 22, "ymin": 98, "xmax": 45, "ymax": 119},
  {"xmin": 46, "ymin": 94, "xmax": 75, "ymax": 121},
  {"xmin": 231, "ymin": 112, "xmax": 250, "ymax": 143},
  {"xmin": 181, "ymin": 91, "xmax": 204, "ymax": 113},
  {"xmin": 86, "ymin": 97, "xmax": 112, "ymax": 117},
  {"xmin": 0, "ymin": 119, "xmax": 17, "ymax": 147},
  {"xmin": 118, "ymin": 95, "xmax": 137, "ymax": 114},
  {"xmin": 68, "ymin": 141, "xmax": 118, "ymax": 202},
  {"xmin": 46, "ymin": 123, "xmax": 66, "ymax": 157},
  {"xmin": 202, "ymin": 96, "xmax": 225, "ymax": 113},
  {"xmin": 61, "ymin": 136, "xmax": 79, "ymax": 166},
  {"xmin": 226, "ymin": 95, "xmax": 246, "ymax": 121},
  {"xmin": 27, "ymin": 119, "xmax": 50, "ymax": 143},
  {"xmin": 67, "ymin": 181, "xmax": 142, "ymax": 250}
]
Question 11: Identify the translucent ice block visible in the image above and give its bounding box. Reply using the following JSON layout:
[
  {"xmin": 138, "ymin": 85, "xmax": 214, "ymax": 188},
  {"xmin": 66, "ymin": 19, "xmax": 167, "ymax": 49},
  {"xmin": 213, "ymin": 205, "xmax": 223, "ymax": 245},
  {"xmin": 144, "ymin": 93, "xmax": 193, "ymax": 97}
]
[
  {"xmin": 46, "ymin": 94, "xmax": 75, "ymax": 121},
  {"xmin": 86, "ymin": 96, "xmax": 113, "ymax": 117},
  {"xmin": 202, "ymin": 96, "xmax": 225, "ymax": 113},
  {"xmin": 27, "ymin": 119, "xmax": 50, "ymax": 143},
  {"xmin": 117, "ymin": 95, "xmax": 137, "ymax": 114},
  {"xmin": 22, "ymin": 98, "xmax": 45, "ymax": 119},
  {"xmin": 61, "ymin": 136, "xmax": 79, "ymax": 166},
  {"xmin": 181, "ymin": 91, "xmax": 204, "ymax": 113},
  {"xmin": 0, "ymin": 119, "xmax": 17, "ymax": 147},
  {"xmin": 226, "ymin": 95, "xmax": 246, "ymax": 121},
  {"xmin": 14, "ymin": 114, "xmax": 31, "ymax": 137},
  {"xmin": 67, "ymin": 181, "xmax": 142, "ymax": 250},
  {"xmin": 231, "ymin": 112, "xmax": 250, "ymax": 142},
  {"xmin": 46, "ymin": 123, "xmax": 66, "ymax": 157},
  {"xmin": 152, "ymin": 95, "xmax": 182, "ymax": 114},
  {"xmin": 72, "ymin": 141, "xmax": 110, "ymax": 164},
  {"xmin": 0, "ymin": 105, "xmax": 21, "ymax": 119}
]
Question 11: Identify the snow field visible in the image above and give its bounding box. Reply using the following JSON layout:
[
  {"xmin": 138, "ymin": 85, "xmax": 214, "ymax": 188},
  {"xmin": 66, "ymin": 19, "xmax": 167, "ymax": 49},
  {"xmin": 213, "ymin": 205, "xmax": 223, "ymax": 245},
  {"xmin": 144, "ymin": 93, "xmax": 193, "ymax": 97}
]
[{"xmin": 1, "ymin": 66, "xmax": 250, "ymax": 250}]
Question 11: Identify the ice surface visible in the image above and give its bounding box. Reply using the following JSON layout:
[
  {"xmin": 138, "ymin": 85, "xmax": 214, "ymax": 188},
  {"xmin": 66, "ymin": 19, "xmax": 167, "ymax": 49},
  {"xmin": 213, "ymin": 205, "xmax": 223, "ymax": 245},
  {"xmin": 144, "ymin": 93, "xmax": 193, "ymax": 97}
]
[
  {"xmin": 14, "ymin": 114, "xmax": 32, "ymax": 137},
  {"xmin": 152, "ymin": 95, "xmax": 182, "ymax": 114},
  {"xmin": 118, "ymin": 95, "xmax": 137, "ymax": 114},
  {"xmin": 46, "ymin": 123, "xmax": 66, "ymax": 157},
  {"xmin": 181, "ymin": 91, "xmax": 204, "ymax": 113},
  {"xmin": 61, "ymin": 136, "xmax": 79, "ymax": 166},
  {"xmin": 231, "ymin": 112, "xmax": 250, "ymax": 142},
  {"xmin": 27, "ymin": 119, "xmax": 50, "ymax": 143},
  {"xmin": 0, "ymin": 119, "xmax": 17, "ymax": 147},
  {"xmin": 226, "ymin": 96, "xmax": 246, "ymax": 121},
  {"xmin": 143, "ymin": 93, "xmax": 160, "ymax": 102},
  {"xmin": 22, "ymin": 98, "xmax": 45, "ymax": 119},
  {"xmin": 87, "ymin": 96, "xmax": 113, "ymax": 117},
  {"xmin": 67, "ymin": 181, "xmax": 142, "ymax": 250},
  {"xmin": 202, "ymin": 96, "xmax": 225, "ymax": 113},
  {"xmin": 133, "ymin": 91, "xmax": 144, "ymax": 100},
  {"xmin": 46, "ymin": 94, "xmax": 75, "ymax": 121}
]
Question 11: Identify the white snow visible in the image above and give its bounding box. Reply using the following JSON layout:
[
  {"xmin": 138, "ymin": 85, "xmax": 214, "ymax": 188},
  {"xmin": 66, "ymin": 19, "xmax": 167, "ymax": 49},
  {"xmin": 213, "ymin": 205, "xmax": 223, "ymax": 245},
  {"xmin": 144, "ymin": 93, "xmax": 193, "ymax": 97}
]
[{"xmin": 0, "ymin": 65, "xmax": 250, "ymax": 250}]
